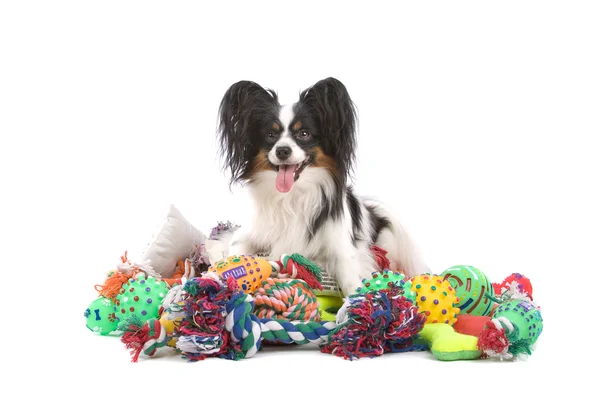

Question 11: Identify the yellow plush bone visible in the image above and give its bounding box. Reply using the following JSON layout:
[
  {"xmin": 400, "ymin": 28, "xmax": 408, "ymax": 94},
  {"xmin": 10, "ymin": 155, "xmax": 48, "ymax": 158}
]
[{"xmin": 419, "ymin": 323, "xmax": 482, "ymax": 361}]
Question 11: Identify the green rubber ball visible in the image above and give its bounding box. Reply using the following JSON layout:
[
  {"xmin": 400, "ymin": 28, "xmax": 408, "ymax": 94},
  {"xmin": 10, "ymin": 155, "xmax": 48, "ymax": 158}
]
[
  {"xmin": 114, "ymin": 275, "xmax": 169, "ymax": 325},
  {"xmin": 442, "ymin": 265, "xmax": 495, "ymax": 316},
  {"xmin": 357, "ymin": 270, "xmax": 416, "ymax": 302},
  {"xmin": 85, "ymin": 296, "xmax": 119, "ymax": 335}
]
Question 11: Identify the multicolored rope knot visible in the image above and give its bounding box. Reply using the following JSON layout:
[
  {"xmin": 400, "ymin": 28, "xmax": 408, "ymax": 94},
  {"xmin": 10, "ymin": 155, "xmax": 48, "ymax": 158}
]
[
  {"xmin": 321, "ymin": 286, "xmax": 426, "ymax": 360},
  {"xmin": 174, "ymin": 275, "xmax": 261, "ymax": 361},
  {"xmin": 268, "ymin": 253, "xmax": 323, "ymax": 290},
  {"xmin": 119, "ymin": 315, "xmax": 169, "ymax": 362},
  {"xmin": 254, "ymin": 278, "xmax": 320, "ymax": 321}
]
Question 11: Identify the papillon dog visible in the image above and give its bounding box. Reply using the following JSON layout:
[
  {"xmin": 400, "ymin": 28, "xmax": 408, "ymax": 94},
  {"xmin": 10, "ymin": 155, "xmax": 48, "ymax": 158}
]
[{"xmin": 217, "ymin": 77, "xmax": 429, "ymax": 296}]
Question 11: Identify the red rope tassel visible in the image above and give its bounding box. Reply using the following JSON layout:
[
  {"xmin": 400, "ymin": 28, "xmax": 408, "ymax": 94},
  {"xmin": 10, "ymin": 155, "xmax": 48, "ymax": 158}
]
[
  {"xmin": 120, "ymin": 319, "xmax": 151, "ymax": 363},
  {"xmin": 477, "ymin": 321, "xmax": 509, "ymax": 358},
  {"xmin": 371, "ymin": 245, "xmax": 390, "ymax": 271}
]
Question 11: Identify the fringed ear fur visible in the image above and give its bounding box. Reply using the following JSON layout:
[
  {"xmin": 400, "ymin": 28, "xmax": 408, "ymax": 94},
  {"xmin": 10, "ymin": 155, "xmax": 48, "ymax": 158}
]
[
  {"xmin": 217, "ymin": 81, "xmax": 279, "ymax": 185},
  {"xmin": 297, "ymin": 77, "xmax": 358, "ymax": 185}
]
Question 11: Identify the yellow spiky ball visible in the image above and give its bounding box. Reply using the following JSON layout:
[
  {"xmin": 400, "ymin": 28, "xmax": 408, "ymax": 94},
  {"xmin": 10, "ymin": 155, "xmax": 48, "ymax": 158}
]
[{"xmin": 410, "ymin": 273, "xmax": 462, "ymax": 325}]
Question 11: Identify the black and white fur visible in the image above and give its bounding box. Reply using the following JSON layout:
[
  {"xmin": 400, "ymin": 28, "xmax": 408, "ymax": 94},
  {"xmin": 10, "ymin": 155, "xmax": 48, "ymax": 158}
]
[{"xmin": 217, "ymin": 77, "xmax": 429, "ymax": 296}]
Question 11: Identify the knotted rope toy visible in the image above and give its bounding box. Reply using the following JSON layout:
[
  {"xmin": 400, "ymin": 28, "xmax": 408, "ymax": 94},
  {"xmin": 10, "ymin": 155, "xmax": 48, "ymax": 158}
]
[
  {"xmin": 117, "ymin": 257, "xmax": 425, "ymax": 362},
  {"xmin": 119, "ymin": 316, "xmax": 169, "ymax": 362},
  {"xmin": 254, "ymin": 278, "xmax": 319, "ymax": 321},
  {"xmin": 321, "ymin": 285, "xmax": 427, "ymax": 360},
  {"xmin": 120, "ymin": 273, "xmax": 336, "ymax": 362}
]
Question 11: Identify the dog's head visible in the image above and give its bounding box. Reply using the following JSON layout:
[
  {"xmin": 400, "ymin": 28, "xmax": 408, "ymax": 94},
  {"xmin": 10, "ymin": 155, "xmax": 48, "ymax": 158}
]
[{"xmin": 217, "ymin": 77, "xmax": 357, "ymax": 193}]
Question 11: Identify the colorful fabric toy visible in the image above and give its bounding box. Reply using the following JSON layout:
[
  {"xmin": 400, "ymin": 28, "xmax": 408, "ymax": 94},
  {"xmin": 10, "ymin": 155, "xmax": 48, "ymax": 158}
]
[{"xmin": 321, "ymin": 286, "xmax": 426, "ymax": 359}]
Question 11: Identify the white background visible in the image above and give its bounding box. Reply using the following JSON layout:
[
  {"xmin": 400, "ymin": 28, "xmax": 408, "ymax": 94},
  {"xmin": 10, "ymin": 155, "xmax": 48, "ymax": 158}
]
[{"xmin": 1, "ymin": 1, "xmax": 598, "ymax": 398}]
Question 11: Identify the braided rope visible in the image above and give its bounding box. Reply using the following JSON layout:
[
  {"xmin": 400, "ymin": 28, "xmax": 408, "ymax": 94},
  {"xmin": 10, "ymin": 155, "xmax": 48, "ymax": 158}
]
[
  {"xmin": 260, "ymin": 319, "xmax": 336, "ymax": 345},
  {"xmin": 225, "ymin": 292, "xmax": 262, "ymax": 358},
  {"xmin": 254, "ymin": 278, "xmax": 319, "ymax": 321}
]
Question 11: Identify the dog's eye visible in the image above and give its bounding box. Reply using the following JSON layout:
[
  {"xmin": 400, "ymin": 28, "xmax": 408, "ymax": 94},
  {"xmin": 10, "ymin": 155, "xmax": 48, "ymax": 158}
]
[
  {"xmin": 297, "ymin": 131, "xmax": 311, "ymax": 140},
  {"xmin": 266, "ymin": 132, "xmax": 278, "ymax": 142}
]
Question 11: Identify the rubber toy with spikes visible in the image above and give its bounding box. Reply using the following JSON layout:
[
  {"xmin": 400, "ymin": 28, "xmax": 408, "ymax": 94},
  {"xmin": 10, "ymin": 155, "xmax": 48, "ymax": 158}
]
[{"xmin": 357, "ymin": 270, "xmax": 416, "ymax": 303}]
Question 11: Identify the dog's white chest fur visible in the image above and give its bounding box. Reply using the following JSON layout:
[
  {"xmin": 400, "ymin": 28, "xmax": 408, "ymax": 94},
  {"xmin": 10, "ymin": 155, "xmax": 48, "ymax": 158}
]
[{"xmin": 246, "ymin": 168, "xmax": 342, "ymax": 258}]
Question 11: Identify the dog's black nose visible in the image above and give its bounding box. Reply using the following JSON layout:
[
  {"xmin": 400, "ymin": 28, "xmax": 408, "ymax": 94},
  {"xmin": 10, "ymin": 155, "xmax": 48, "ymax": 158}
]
[{"xmin": 276, "ymin": 146, "xmax": 292, "ymax": 160}]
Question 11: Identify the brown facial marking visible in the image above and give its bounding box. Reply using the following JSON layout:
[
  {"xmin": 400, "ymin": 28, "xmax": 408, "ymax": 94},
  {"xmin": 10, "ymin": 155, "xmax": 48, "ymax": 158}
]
[
  {"xmin": 247, "ymin": 149, "xmax": 272, "ymax": 179},
  {"xmin": 292, "ymin": 121, "xmax": 302, "ymax": 131},
  {"xmin": 272, "ymin": 122, "xmax": 281, "ymax": 132},
  {"xmin": 312, "ymin": 146, "xmax": 340, "ymax": 180}
]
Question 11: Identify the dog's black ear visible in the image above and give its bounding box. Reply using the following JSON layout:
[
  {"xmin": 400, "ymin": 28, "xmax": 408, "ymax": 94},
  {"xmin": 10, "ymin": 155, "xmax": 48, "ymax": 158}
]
[
  {"xmin": 218, "ymin": 81, "xmax": 278, "ymax": 185},
  {"xmin": 299, "ymin": 77, "xmax": 357, "ymax": 180}
]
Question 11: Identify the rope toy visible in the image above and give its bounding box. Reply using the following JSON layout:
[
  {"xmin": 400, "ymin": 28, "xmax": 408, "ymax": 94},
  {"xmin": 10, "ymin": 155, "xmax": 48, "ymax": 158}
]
[
  {"xmin": 268, "ymin": 253, "xmax": 323, "ymax": 290},
  {"xmin": 94, "ymin": 252, "xmax": 139, "ymax": 299},
  {"xmin": 119, "ymin": 274, "xmax": 335, "ymax": 362},
  {"xmin": 254, "ymin": 278, "xmax": 319, "ymax": 321},
  {"xmin": 370, "ymin": 245, "xmax": 391, "ymax": 271},
  {"xmin": 260, "ymin": 319, "xmax": 336, "ymax": 345},
  {"xmin": 321, "ymin": 286, "xmax": 426, "ymax": 360},
  {"xmin": 118, "ymin": 255, "xmax": 425, "ymax": 362},
  {"xmin": 176, "ymin": 276, "xmax": 262, "ymax": 361},
  {"xmin": 119, "ymin": 316, "xmax": 168, "ymax": 362}
]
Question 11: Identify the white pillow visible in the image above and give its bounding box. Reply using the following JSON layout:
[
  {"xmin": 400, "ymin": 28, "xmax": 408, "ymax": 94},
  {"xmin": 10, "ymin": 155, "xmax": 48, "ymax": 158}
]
[{"xmin": 138, "ymin": 204, "xmax": 206, "ymax": 278}]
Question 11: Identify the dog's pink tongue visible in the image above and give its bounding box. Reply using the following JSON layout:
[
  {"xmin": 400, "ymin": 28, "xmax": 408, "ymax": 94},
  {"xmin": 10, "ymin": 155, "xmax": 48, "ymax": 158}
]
[{"xmin": 276, "ymin": 165, "xmax": 295, "ymax": 193}]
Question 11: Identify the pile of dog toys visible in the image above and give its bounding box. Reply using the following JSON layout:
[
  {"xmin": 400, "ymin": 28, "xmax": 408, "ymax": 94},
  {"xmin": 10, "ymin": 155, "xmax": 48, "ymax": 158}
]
[{"xmin": 85, "ymin": 241, "xmax": 543, "ymax": 362}]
